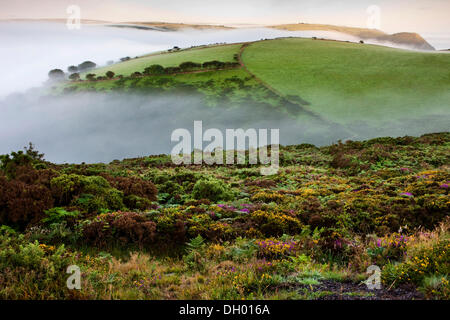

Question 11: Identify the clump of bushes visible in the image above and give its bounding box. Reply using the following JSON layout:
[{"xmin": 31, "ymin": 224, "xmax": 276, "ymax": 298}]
[
  {"xmin": 0, "ymin": 175, "xmax": 54, "ymax": 228},
  {"xmin": 102, "ymin": 175, "xmax": 157, "ymax": 210},
  {"xmin": 50, "ymin": 174, "xmax": 125, "ymax": 213},
  {"xmin": 192, "ymin": 178, "xmax": 234, "ymax": 202},
  {"xmin": 143, "ymin": 64, "xmax": 165, "ymax": 75},
  {"xmin": 0, "ymin": 231, "xmax": 76, "ymax": 299},
  {"xmin": 0, "ymin": 146, "xmax": 56, "ymax": 228},
  {"xmin": 179, "ymin": 61, "xmax": 202, "ymax": 71},
  {"xmin": 250, "ymin": 210, "xmax": 302, "ymax": 236},
  {"xmin": 82, "ymin": 211, "xmax": 157, "ymax": 247}
]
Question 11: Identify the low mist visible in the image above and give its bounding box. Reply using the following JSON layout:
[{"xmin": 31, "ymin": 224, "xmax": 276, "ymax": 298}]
[
  {"xmin": 0, "ymin": 91, "xmax": 333, "ymax": 163},
  {"xmin": 1, "ymin": 89, "xmax": 448, "ymax": 164}
]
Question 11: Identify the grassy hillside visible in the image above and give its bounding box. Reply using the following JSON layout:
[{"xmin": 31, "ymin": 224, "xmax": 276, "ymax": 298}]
[
  {"xmin": 89, "ymin": 43, "xmax": 242, "ymax": 77},
  {"xmin": 242, "ymin": 38, "xmax": 450, "ymax": 127},
  {"xmin": 61, "ymin": 38, "xmax": 450, "ymax": 141},
  {"xmin": 270, "ymin": 24, "xmax": 435, "ymax": 50}
]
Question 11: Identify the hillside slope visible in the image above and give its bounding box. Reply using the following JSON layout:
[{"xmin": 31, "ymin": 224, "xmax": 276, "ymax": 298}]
[
  {"xmin": 271, "ymin": 23, "xmax": 435, "ymax": 50},
  {"xmin": 242, "ymin": 38, "xmax": 450, "ymax": 134},
  {"xmin": 87, "ymin": 43, "xmax": 242, "ymax": 77}
]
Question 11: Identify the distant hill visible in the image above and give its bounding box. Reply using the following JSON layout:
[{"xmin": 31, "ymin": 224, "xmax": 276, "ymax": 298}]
[
  {"xmin": 0, "ymin": 18, "xmax": 232, "ymax": 31},
  {"xmin": 271, "ymin": 23, "xmax": 435, "ymax": 51},
  {"xmin": 117, "ymin": 22, "xmax": 233, "ymax": 31}
]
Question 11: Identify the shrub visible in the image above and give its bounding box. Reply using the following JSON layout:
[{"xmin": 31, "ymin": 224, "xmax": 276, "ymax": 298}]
[
  {"xmin": 50, "ymin": 174, "xmax": 83, "ymax": 205},
  {"xmin": 48, "ymin": 69, "xmax": 65, "ymax": 81},
  {"xmin": 68, "ymin": 65, "xmax": 78, "ymax": 73},
  {"xmin": 50, "ymin": 174, "xmax": 124, "ymax": 212},
  {"xmin": 192, "ymin": 178, "xmax": 234, "ymax": 202},
  {"xmin": 256, "ymin": 239, "xmax": 300, "ymax": 259},
  {"xmin": 82, "ymin": 211, "xmax": 156, "ymax": 247},
  {"xmin": 251, "ymin": 191, "xmax": 285, "ymax": 204},
  {"xmin": 123, "ymin": 195, "xmax": 154, "ymax": 211},
  {"xmin": 106, "ymin": 71, "xmax": 115, "ymax": 79},
  {"xmin": 68, "ymin": 73, "xmax": 80, "ymax": 81},
  {"xmin": 104, "ymin": 176, "xmax": 157, "ymax": 202},
  {"xmin": 143, "ymin": 64, "xmax": 165, "ymax": 75},
  {"xmin": 164, "ymin": 66, "xmax": 181, "ymax": 74},
  {"xmin": 42, "ymin": 207, "xmax": 81, "ymax": 225},
  {"xmin": 250, "ymin": 210, "xmax": 302, "ymax": 236},
  {"xmin": 0, "ymin": 143, "xmax": 44, "ymax": 179},
  {"xmin": 202, "ymin": 60, "xmax": 225, "ymax": 69},
  {"xmin": 179, "ymin": 61, "xmax": 201, "ymax": 70},
  {"xmin": 381, "ymin": 238, "xmax": 449, "ymax": 287},
  {"xmin": 77, "ymin": 61, "xmax": 96, "ymax": 71},
  {"xmin": 421, "ymin": 275, "xmax": 449, "ymax": 299},
  {"xmin": 0, "ymin": 176, "xmax": 53, "ymax": 228},
  {"xmin": 86, "ymin": 73, "xmax": 96, "ymax": 81},
  {"xmin": 0, "ymin": 234, "xmax": 76, "ymax": 299}
]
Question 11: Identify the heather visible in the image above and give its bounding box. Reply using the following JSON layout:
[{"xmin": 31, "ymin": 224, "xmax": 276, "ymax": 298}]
[{"xmin": 0, "ymin": 133, "xmax": 448, "ymax": 300}]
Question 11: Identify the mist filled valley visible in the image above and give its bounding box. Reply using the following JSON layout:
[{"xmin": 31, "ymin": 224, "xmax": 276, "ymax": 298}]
[
  {"xmin": 1, "ymin": 2, "xmax": 449, "ymax": 303},
  {"xmin": 0, "ymin": 21, "xmax": 449, "ymax": 163}
]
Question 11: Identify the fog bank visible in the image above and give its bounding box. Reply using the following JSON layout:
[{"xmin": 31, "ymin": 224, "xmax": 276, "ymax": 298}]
[{"xmin": 1, "ymin": 90, "xmax": 448, "ymax": 164}]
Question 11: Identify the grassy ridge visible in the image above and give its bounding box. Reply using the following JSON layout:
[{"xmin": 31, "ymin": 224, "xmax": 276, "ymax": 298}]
[
  {"xmin": 242, "ymin": 38, "xmax": 450, "ymax": 125},
  {"xmin": 90, "ymin": 44, "xmax": 242, "ymax": 77}
]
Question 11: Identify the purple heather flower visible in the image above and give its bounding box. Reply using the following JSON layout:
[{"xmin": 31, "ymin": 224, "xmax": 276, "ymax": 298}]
[
  {"xmin": 240, "ymin": 208, "xmax": 250, "ymax": 213},
  {"xmin": 376, "ymin": 239, "xmax": 382, "ymax": 247},
  {"xmin": 400, "ymin": 192, "xmax": 413, "ymax": 197},
  {"xmin": 440, "ymin": 184, "xmax": 449, "ymax": 189},
  {"xmin": 217, "ymin": 204, "xmax": 225, "ymax": 208}
]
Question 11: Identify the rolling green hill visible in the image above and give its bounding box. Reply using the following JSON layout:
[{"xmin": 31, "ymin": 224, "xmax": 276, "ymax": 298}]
[
  {"xmin": 64, "ymin": 37, "xmax": 450, "ymax": 140},
  {"xmin": 89, "ymin": 43, "xmax": 242, "ymax": 77},
  {"xmin": 242, "ymin": 38, "xmax": 450, "ymax": 127}
]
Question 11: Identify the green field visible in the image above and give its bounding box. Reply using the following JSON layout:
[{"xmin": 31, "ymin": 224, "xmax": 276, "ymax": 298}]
[
  {"xmin": 90, "ymin": 43, "xmax": 242, "ymax": 77},
  {"xmin": 242, "ymin": 38, "xmax": 450, "ymax": 125}
]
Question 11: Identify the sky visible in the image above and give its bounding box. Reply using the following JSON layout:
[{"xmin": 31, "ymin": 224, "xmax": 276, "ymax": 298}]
[{"xmin": 1, "ymin": 0, "xmax": 449, "ymax": 34}]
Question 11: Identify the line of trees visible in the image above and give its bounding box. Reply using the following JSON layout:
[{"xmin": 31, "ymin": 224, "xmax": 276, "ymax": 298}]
[
  {"xmin": 75, "ymin": 60, "xmax": 240, "ymax": 82},
  {"xmin": 48, "ymin": 60, "xmax": 97, "ymax": 82}
]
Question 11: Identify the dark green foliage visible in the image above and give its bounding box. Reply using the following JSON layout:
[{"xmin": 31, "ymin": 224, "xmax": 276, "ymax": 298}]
[
  {"xmin": 77, "ymin": 61, "xmax": 96, "ymax": 71},
  {"xmin": 106, "ymin": 71, "xmax": 115, "ymax": 79},
  {"xmin": 192, "ymin": 178, "xmax": 234, "ymax": 202},
  {"xmin": 143, "ymin": 64, "xmax": 165, "ymax": 75},
  {"xmin": 68, "ymin": 65, "xmax": 78, "ymax": 73},
  {"xmin": 86, "ymin": 73, "xmax": 96, "ymax": 81},
  {"xmin": 68, "ymin": 73, "xmax": 80, "ymax": 81},
  {"xmin": 48, "ymin": 69, "xmax": 65, "ymax": 81},
  {"xmin": 42, "ymin": 207, "xmax": 80, "ymax": 225},
  {"xmin": 179, "ymin": 61, "xmax": 201, "ymax": 70}
]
